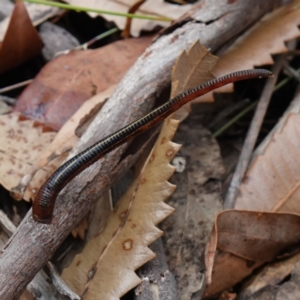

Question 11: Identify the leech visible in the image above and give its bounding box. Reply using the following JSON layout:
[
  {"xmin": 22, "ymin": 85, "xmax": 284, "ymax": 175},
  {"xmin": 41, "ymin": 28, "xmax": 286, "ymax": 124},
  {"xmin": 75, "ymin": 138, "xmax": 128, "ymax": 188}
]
[{"xmin": 32, "ymin": 69, "xmax": 273, "ymax": 223}]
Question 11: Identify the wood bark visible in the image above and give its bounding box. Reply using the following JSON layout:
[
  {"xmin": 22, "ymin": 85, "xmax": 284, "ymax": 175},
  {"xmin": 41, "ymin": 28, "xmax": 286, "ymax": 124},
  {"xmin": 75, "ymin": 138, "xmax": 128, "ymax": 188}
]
[{"xmin": 0, "ymin": 0, "xmax": 289, "ymax": 298}]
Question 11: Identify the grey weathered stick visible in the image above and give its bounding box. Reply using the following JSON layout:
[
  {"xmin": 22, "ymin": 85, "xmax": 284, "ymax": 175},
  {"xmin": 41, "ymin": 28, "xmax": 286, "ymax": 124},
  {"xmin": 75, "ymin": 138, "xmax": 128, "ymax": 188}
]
[
  {"xmin": 134, "ymin": 239, "xmax": 178, "ymax": 300},
  {"xmin": 0, "ymin": 210, "xmax": 69, "ymax": 299},
  {"xmin": 0, "ymin": 1, "xmax": 289, "ymax": 298},
  {"xmin": 223, "ymin": 56, "xmax": 285, "ymax": 209}
]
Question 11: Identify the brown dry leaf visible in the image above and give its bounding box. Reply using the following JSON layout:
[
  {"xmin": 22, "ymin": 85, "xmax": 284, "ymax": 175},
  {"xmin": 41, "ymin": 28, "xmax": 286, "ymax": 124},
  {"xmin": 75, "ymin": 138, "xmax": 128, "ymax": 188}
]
[
  {"xmin": 203, "ymin": 4, "xmax": 300, "ymax": 294},
  {"xmin": 204, "ymin": 211, "xmax": 300, "ymax": 298},
  {"xmin": 14, "ymin": 37, "xmax": 151, "ymax": 130},
  {"xmin": 61, "ymin": 118, "xmax": 181, "ymax": 299},
  {"xmin": 0, "ymin": 1, "xmax": 43, "ymax": 75},
  {"xmin": 199, "ymin": 0, "xmax": 300, "ymax": 102},
  {"xmin": 0, "ymin": 113, "xmax": 55, "ymax": 199},
  {"xmin": 211, "ymin": 211, "xmax": 300, "ymax": 262},
  {"xmin": 18, "ymin": 86, "xmax": 114, "ymax": 202},
  {"xmin": 66, "ymin": 0, "xmax": 192, "ymax": 37},
  {"xmin": 171, "ymin": 40, "xmax": 217, "ymax": 120},
  {"xmin": 205, "ymin": 89, "xmax": 300, "ymax": 297},
  {"xmin": 0, "ymin": 3, "xmax": 61, "ymax": 42}
]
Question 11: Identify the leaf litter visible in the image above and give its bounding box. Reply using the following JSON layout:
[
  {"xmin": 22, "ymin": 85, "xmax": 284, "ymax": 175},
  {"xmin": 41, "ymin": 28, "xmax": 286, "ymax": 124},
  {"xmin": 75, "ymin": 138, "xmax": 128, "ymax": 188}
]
[
  {"xmin": 60, "ymin": 40, "xmax": 221, "ymax": 299},
  {"xmin": 0, "ymin": 113, "xmax": 55, "ymax": 200},
  {"xmin": 160, "ymin": 41, "xmax": 224, "ymax": 299},
  {"xmin": 203, "ymin": 1, "xmax": 300, "ymax": 297},
  {"xmin": 14, "ymin": 36, "xmax": 152, "ymax": 130},
  {"xmin": 0, "ymin": 1, "xmax": 43, "ymax": 75},
  {"xmin": 204, "ymin": 83, "xmax": 300, "ymax": 298},
  {"xmin": 0, "ymin": 1, "xmax": 300, "ymax": 299},
  {"xmin": 199, "ymin": 0, "xmax": 300, "ymax": 103},
  {"xmin": 23, "ymin": 86, "xmax": 115, "ymax": 202},
  {"xmin": 61, "ymin": 118, "xmax": 181, "ymax": 299}
]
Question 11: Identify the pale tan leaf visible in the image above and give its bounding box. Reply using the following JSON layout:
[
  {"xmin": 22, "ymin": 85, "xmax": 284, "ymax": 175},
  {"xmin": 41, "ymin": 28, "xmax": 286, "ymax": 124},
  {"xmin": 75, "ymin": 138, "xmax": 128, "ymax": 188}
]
[
  {"xmin": 66, "ymin": 0, "xmax": 192, "ymax": 37},
  {"xmin": 0, "ymin": 113, "xmax": 55, "ymax": 199},
  {"xmin": 20, "ymin": 87, "xmax": 113, "ymax": 201},
  {"xmin": 235, "ymin": 89, "xmax": 300, "ymax": 212},
  {"xmin": 171, "ymin": 40, "xmax": 217, "ymax": 120},
  {"xmin": 171, "ymin": 41, "xmax": 218, "ymax": 98},
  {"xmin": 61, "ymin": 118, "xmax": 181, "ymax": 299},
  {"xmin": 200, "ymin": 0, "xmax": 300, "ymax": 102}
]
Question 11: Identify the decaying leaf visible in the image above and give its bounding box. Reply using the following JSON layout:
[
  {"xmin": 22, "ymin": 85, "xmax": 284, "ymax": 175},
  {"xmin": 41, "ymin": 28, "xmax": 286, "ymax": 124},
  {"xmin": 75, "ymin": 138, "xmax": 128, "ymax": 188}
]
[
  {"xmin": 0, "ymin": 113, "xmax": 55, "ymax": 199},
  {"xmin": 19, "ymin": 86, "xmax": 114, "ymax": 202},
  {"xmin": 199, "ymin": 0, "xmax": 300, "ymax": 102},
  {"xmin": 203, "ymin": 3, "xmax": 300, "ymax": 296},
  {"xmin": 0, "ymin": 1, "xmax": 43, "ymax": 75},
  {"xmin": 14, "ymin": 37, "xmax": 151, "ymax": 130},
  {"xmin": 66, "ymin": 0, "xmax": 192, "ymax": 37},
  {"xmin": 204, "ymin": 211, "xmax": 300, "ymax": 298},
  {"xmin": 204, "ymin": 88, "xmax": 300, "ymax": 296},
  {"xmin": 171, "ymin": 40, "xmax": 217, "ymax": 120},
  {"xmin": 61, "ymin": 118, "xmax": 181, "ymax": 299},
  {"xmin": 0, "ymin": 2, "xmax": 61, "ymax": 42}
]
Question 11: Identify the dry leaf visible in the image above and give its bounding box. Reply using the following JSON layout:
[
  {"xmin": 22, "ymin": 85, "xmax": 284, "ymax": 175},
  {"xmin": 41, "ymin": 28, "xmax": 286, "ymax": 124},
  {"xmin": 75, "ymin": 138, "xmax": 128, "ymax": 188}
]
[
  {"xmin": 171, "ymin": 40, "xmax": 217, "ymax": 120},
  {"xmin": 62, "ymin": 118, "xmax": 181, "ymax": 299},
  {"xmin": 205, "ymin": 89, "xmax": 300, "ymax": 296},
  {"xmin": 204, "ymin": 211, "xmax": 300, "ymax": 298},
  {"xmin": 0, "ymin": 113, "xmax": 55, "ymax": 199},
  {"xmin": 0, "ymin": 2, "xmax": 61, "ymax": 42},
  {"xmin": 18, "ymin": 86, "xmax": 114, "ymax": 202},
  {"xmin": 66, "ymin": 0, "xmax": 192, "ymax": 37},
  {"xmin": 203, "ymin": 3, "xmax": 300, "ymax": 296},
  {"xmin": 0, "ymin": 2, "xmax": 43, "ymax": 75},
  {"xmin": 14, "ymin": 37, "xmax": 151, "ymax": 130},
  {"xmin": 199, "ymin": 0, "xmax": 300, "ymax": 102}
]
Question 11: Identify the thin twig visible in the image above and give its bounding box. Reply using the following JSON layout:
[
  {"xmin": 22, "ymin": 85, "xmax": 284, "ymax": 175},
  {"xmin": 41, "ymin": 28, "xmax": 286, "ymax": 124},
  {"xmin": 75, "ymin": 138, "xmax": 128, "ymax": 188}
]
[
  {"xmin": 54, "ymin": 27, "xmax": 119, "ymax": 57},
  {"xmin": 0, "ymin": 79, "xmax": 33, "ymax": 94},
  {"xmin": 284, "ymin": 64, "xmax": 300, "ymax": 83},
  {"xmin": 212, "ymin": 67, "xmax": 300, "ymax": 138},
  {"xmin": 223, "ymin": 56, "xmax": 285, "ymax": 209}
]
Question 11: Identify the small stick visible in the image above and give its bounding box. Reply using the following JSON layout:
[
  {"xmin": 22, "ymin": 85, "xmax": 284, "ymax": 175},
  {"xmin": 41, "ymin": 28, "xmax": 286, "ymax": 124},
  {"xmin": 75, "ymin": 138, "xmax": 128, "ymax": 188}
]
[
  {"xmin": 223, "ymin": 58, "xmax": 284, "ymax": 209},
  {"xmin": 0, "ymin": 79, "xmax": 33, "ymax": 94}
]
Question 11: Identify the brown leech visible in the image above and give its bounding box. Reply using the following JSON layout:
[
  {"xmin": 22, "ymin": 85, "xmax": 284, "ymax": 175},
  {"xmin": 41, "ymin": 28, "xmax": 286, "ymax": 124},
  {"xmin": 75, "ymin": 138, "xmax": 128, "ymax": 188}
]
[{"xmin": 32, "ymin": 69, "xmax": 273, "ymax": 223}]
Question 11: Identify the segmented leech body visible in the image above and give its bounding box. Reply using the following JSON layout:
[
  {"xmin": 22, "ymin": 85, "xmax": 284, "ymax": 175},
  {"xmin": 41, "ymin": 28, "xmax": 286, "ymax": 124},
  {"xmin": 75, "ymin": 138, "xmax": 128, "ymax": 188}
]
[{"xmin": 32, "ymin": 69, "xmax": 273, "ymax": 223}]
